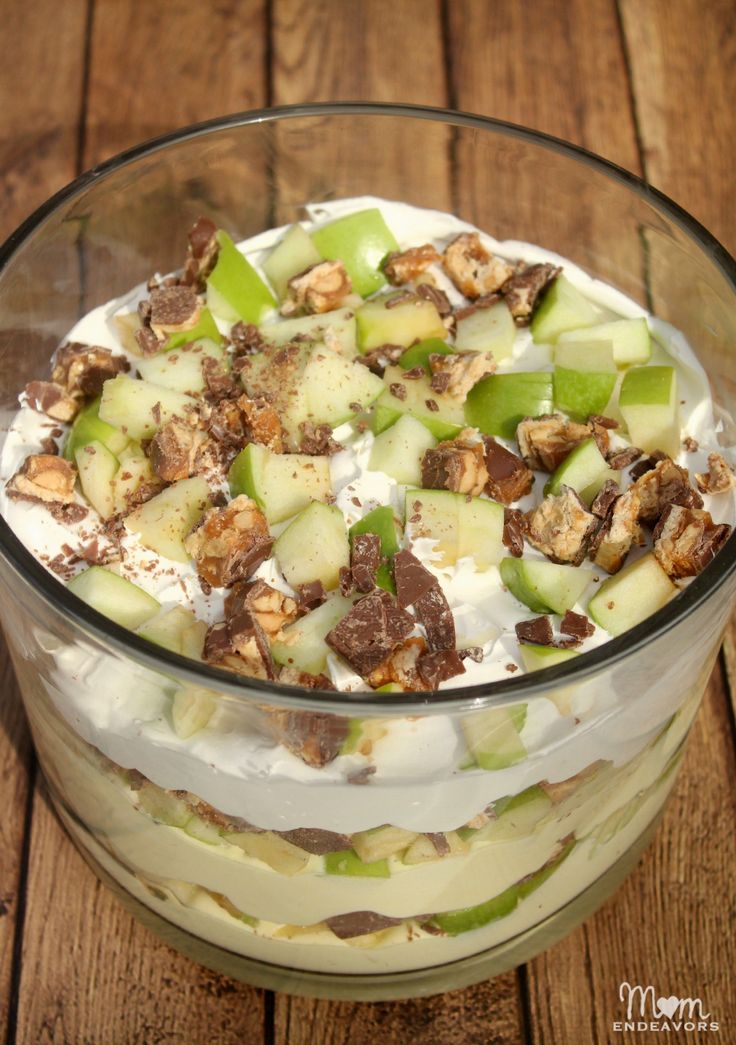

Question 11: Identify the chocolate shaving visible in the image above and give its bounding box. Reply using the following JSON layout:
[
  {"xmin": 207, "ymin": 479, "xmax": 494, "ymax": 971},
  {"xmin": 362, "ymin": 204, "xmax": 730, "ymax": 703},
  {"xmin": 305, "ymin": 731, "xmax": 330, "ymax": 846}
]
[
  {"xmin": 458, "ymin": 646, "xmax": 484, "ymax": 662},
  {"xmin": 389, "ymin": 382, "xmax": 407, "ymax": 400},
  {"xmin": 356, "ymin": 344, "xmax": 404, "ymax": 375},
  {"xmin": 230, "ymin": 322, "xmax": 265, "ymax": 358},
  {"xmin": 298, "ymin": 422, "xmax": 341, "ymax": 456},
  {"xmin": 588, "ymin": 414, "xmax": 619, "ymax": 430},
  {"xmin": 515, "ymin": 616, "xmax": 555, "ymax": 646},
  {"xmin": 416, "ymin": 283, "xmax": 452, "ymax": 316},
  {"xmin": 385, "ymin": 290, "xmax": 416, "ymax": 309},
  {"xmin": 403, "ymin": 366, "xmax": 425, "ymax": 380},
  {"xmin": 326, "ymin": 590, "xmax": 415, "ymax": 678}
]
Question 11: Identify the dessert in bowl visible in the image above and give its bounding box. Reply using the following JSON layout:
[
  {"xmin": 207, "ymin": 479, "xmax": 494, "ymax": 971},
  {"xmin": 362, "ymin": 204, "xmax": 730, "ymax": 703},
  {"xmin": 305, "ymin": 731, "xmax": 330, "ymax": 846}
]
[{"xmin": 0, "ymin": 106, "xmax": 734, "ymax": 999}]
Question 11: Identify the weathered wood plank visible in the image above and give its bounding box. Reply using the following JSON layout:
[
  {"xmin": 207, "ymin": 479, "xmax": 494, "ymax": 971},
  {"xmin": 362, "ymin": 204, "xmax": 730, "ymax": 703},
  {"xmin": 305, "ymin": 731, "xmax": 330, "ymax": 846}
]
[
  {"xmin": 13, "ymin": 3, "xmax": 271, "ymax": 1041},
  {"xmin": 526, "ymin": 664, "xmax": 736, "ymax": 1043},
  {"xmin": 0, "ymin": 1, "xmax": 89, "ymax": 1039}
]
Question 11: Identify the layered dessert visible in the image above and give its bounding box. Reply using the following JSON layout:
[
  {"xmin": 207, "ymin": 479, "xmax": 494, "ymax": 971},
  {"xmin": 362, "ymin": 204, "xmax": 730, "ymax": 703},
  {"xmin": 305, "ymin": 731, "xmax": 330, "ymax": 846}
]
[{"xmin": 2, "ymin": 198, "xmax": 734, "ymax": 974}]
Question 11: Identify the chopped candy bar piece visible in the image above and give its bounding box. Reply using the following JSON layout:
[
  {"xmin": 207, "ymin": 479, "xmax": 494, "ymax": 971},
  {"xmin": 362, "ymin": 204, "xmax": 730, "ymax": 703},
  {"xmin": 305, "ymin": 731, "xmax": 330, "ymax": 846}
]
[
  {"xmin": 184, "ymin": 495, "xmax": 272, "ymax": 588},
  {"xmin": 266, "ymin": 708, "xmax": 349, "ymax": 768},
  {"xmin": 632, "ymin": 456, "xmax": 703, "ymax": 524},
  {"xmin": 421, "ymin": 432, "xmax": 488, "ymax": 496},
  {"xmin": 428, "ymin": 351, "xmax": 495, "ymax": 401},
  {"xmin": 515, "ymin": 616, "xmax": 555, "ymax": 646},
  {"xmin": 183, "ymin": 216, "xmax": 219, "ymax": 290},
  {"xmin": 442, "ymin": 232, "xmax": 514, "ymax": 299},
  {"xmin": 503, "ymin": 507, "xmax": 526, "ymax": 557},
  {"xmin": 483, "ymin": 437, "xmax": 534, "ymax": 504},
  {"xmin": 653, "ymin": 504, "xmax": 731, "ymax": 578},
  {"xmin": 326, "ymin": 589, "xmax": 415, "ymax": 677},
  {"xmin": 383, "ymin": 244, "xmax": 441, "ymax": 285},
  {"xmin": 695, "ymin": 452, "xmax": 736, "ymax": 495},
  {"xmin": 589, "ymin": 487, "xmax": 643, "ymax": 573},
  {"xmin": 517, "ymin": 414, "xmax": 601, "ymax": 473},
  {"xmin": 25, "ymin": 380, "xmax": 79, "ymax": 422},
  {"xmin": 52, "ymin": 342, "xmax": 129, "ymax": 399},
  {"xmin": 501, "ymin": 263, "xmax": 561, "ymax": 325},
  {"xmin": 417, "ymin": 649, "xmax": 466, "ymax": 689},
  {"xmin": 7, "ymin": 454, "xmax": 76, "ymax": 505},
  {"xmin": 525, "ymin": 486, "xmax": 598, "ymax": 565},
  {"xmin": 282, "ymin": 260, "xmax": 352, "ymax": 316}
]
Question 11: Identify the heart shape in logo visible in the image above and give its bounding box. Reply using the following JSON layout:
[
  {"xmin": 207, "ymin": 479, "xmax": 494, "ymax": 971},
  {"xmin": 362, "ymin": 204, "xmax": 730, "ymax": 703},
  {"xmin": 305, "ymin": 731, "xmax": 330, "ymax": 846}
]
[{"xmin": 656, "ymin": 996, "xmax": 680, "ymax": 1019}]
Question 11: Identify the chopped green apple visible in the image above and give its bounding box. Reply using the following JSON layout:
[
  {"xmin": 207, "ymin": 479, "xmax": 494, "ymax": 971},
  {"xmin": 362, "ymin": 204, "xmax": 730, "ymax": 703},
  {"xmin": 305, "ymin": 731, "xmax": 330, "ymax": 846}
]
[
  {"xmin": 164, "ymin": 308, "xmax": 222, "ymax": 351},
  {"xmin": 530, "ymin": 275, "xmax": 599, "ymax": 343},
  {"xmin": 544, "ymin": 437, "xmax": 612, "ymax": 505},
  {"xmin": 368, "ymin": 413, "xmax": 437, "ymax": 485},
  {"xmin": 356, "ymin": 293, "xmax": 445, "ymax": 352},
  {"xmin": 587, "ymin": 551, "xmax": 677, "ymax": 635},
  {"xmin": 517, "ymin": 838, "xmax": 576, "ymax": 899},
  {"xmin": 228, "ymin": 442, "xmax": 331, "ymax": 524},
  {"xmin": 430, "ymin": 883, "xmax": 519, "ymax": 935},
  {"xmin": 553, "ymin": 367, "xmax": 618, "ymax": 421},
  {"xmin": 67, "ymin": 566, "xmax": 160, "ymax": 630},
  {"xmin": 259, "ymin": 306, "xmax": 357, "ymax": 357},
  {"xmin": 405, "ymin": 488, "xmax": 505, "ymax": 569},
  {"xmin": 399, "ymin": 337, "xmax": 454, "ymax": 373},
  {"xmin": 64, "ymin": 396, "xmax": 129, "ymax": 462},
  {"xmin": 124, "ymin": 476, "xmax": 211, "ymax": 563},
  {"xmin": 500, "ymin": 557, "xmax": 594, "ymax": 614},
  {"xmin": 137, "ymin": 784, "xmax": 192, "ymax": 828},
  {"xmin": 373, "ymin": 364, "xmax": 465, "ymax": 440},
  {"xmin": 136, "ymin": 605, "xmax": 199, "ymax": 654},
  {"xmin": 402, "ymin": 831, "xmax": 468, "ymax": 864},
  {"xmin": 262, "ymin": 223, "xmax": 322, "ymax": 301},
  {"xmin": 74, "ymin": 440, "xmax": 118, "ymax": 519},
  {"xmin": 553, "ymin": 339, "xmax": 616, "ymax": 372},
  {"xmin": 558, "ymin": 317, "xmax": 651, "ymax": 365},
  {"xmin": 171, "ymin": 686, "xmax": 217, "ymax": 739},
  {"xmin": 349, "ymin": 506, "xmax": 401, "ymax": 594},
  {"xmin": 618, "ymin": 365, "xmax": 679, "ymax": 456},
  {"xmin": 137, "ymin": 339, "xmax": 228, "ymax": 394},
  {"xmin": 112, "ymin": 453, "xmax": 157, "ymax": 515},
  {"xmin": 324, "ymin": 849, "xmax": 390, "ymax": 878},
  {"xmin": 460, "ymin": 704, "xmax": 527, "ymax": 770},
  {"xmin": 351, "ymin": 825, "xmax": 418, "ymax": 863},
  {"xmin": 225, "ymin": 831, "xmax": 309, "ymax": 875},
  {"xmin": 310, "ymin": 208, "xmax": 399, "ymax": 297},
  {"xmin": 464, "ymin": 372, "xmax": 554, "ymax": 439},
  {"xmin": 99, "ymin": 375, "xmax": 197, "ymax": 441},
  {"xmin": 518, "ymin": 643, "xmax": 580, "ymax": 673},
  {"xmin": 273, "ymin": 502, "xmax": 350, "ymax": 590},
  {"xmin": 272, "ymin": 593, "xmax": 354, "ymax": 675},
  {"xmin": 472, "ymin": 785, "xmax": 553, "ymax": 843},
  {"xmin": 454, "ymin": 299, "xmax": 516, "ymax": 360},
  {"xmin": 206, "ymin": 230, "xmax": 276, "ymax": 323},
  {"xmin": 300, "ymin": 345, "xmax": 384, "ymax": 425}
]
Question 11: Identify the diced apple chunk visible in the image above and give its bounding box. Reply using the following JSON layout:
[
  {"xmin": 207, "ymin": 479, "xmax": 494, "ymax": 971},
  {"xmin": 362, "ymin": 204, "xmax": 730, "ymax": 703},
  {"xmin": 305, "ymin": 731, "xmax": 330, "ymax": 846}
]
[
  {"xmin": 530, "ymin": 275, "xmax": 599, "ymax": 343},
  {"xmin": 558, "ymin": 317, "xmax": 651, "ymax": 365},
  {"xmin": 500, "ymin": 557, "xmax": 594, "ymax": 615},
  {"xmin": 544, "ymin": 437, "xmax": 612, "ymax": 505},
  {"xmin": 518, "ymin": 643, "xmax": 580, "ymax": 673},
  {"xmin": 75, "ymin": 440, "xmax": 118, "ymax": 519},
  {"xmin": 259, "ymin": 307, "xmax": 357, "ymax": 357},
  {"xmin": 262, "ymin": 223, "xmax": 323, "ymax": 301},
  {"xmin": 67, "ymin": 566, "xmax": 160, "ymax": 630},
  {"xmin": 206, "ymin": 230, "xmax": 276, "ymax": 324},
  {"xmin": 461, "ymin": 705, "xmax": 527, "ymax": 770},
  {"xmin": 137, "ymin": 339, "xmax": 228, "ymax": 394},
  {"xmin": 99, "ymin": 375, "xmax": 197, "ymax": 441},
  {"xmin": 368, "ymin": 414, "xmax": 437, "ymax": 485},
  {"xmin": 229, "ymin": 443, "xmax": 331, "ymax": 524},
  {"xmin": 64, "ymin": 396, "xmax": 129, "ymax": 462},
  {"xmin": 356, "ymin": 293, "xmax": 445, "ymax": 352},
  {"xmin": 171, "ymin": 686, "xmax": 217, "ymax": 738},
  {"xmin": 225, "ymin": 830, "xmax": 309, "ymax": 875},
  {"xmin": 351, "ymin": 826, "xmax": 418, "ymax": 863},
  {"xmin": 136, "ymin": 605, "xmax": 199, "ymax": 654},
  {"xmin": 405, "ymin": 489, "xmax": 505, "ymax": 569},
  {"xmin": 124, "ymin": 477, "xmax": 211, "ymax": 563},
  {"xmin": 587, "ymin": 552, "xmax": 676, "ymax": 635},
  {"xmin": 464, "ymin": 372, "xmax": 554, "ymax": 439},
  {"xmin": 310, "ymin": 208, "xmax": 399, "ymax": 297},
  {"xmin": 373, "ymin": 364, "xmax": 465, "ymax": 440},
  {"xmin": 301, "ymin": 345, "xmax": 384, "ymax": 425},
  {"xmin": 273, "ymin": 502, "xmax": 350, "ymax": 590},
  {"xmin": 454, "ymin": 299, "xmax": 516, "ymax": 360},
  {"xmin": 272, "ymin": 593, "xmax": 355, "ymax": 675},
  {"xmin": 618, "ymin": 365, "xmax": 679, "ymax": 456}
]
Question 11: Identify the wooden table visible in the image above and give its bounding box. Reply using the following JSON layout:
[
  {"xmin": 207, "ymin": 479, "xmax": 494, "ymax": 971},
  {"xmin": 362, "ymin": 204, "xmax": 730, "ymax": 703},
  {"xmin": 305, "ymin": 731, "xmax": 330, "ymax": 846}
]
[{"xmin": 1, "ymin": 2, "xmax": 734, "ymax": 1041}]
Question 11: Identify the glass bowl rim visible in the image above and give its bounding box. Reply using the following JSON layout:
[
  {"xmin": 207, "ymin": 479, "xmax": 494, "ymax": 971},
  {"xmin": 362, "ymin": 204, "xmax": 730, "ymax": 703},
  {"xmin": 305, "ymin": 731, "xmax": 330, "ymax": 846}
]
[{"xmin": 0, "ymin": 100, "xmax": 734, "ymax": 716}]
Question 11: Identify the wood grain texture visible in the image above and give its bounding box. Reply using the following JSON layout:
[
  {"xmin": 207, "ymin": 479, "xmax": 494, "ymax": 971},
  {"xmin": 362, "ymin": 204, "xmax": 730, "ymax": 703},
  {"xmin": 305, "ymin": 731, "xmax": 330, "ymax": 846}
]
[
  {"xmin": 0, "ymin": 1, "xmax": 88, "ymax": 1038},
  {"xmin": 15, "ymin": 790, "xmax": 266, "ymax": 1045},
  {"xmin": 620, "ymin": 0, "xmax": 736, "ymax": 256}
]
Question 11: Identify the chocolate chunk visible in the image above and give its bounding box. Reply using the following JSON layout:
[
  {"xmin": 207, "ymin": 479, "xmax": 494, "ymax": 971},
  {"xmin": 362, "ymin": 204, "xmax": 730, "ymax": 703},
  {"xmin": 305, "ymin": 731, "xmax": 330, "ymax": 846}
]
[
  {"xmin": 339, "ymin": 565, "xmax": 355, "ymax": 597},
  {"xmin": 149, "ymin": 285, "xmax": 199, "ymax": 328},
  {"xmin": 515, "ymin": 616, "xmax": 555, "ymax": 646},
  {"xmin": 629, "ymin": 450, "xmax": 668, "ymax": 481},
  {"xmin": 415, "ymin": 585, "xmax": 455, "ymax": 652},
  {"xmin": 135, "ymin": 325, "xmax": 163, "ymax": 356},
  {"xmin": 417, "ymin": 649, "xmax": 466, "ymax": 689},
  {"xmin": 421, "ymin": 437, "xmax": 488, "ymax": 496},
  {"xmin": 326, "ymin": 911, "xmax": 403, "ymax": 940},
  {"xmin": 560, "ymin": 610, "xmax": 595, "ymax": 640},
  {"xmin": 525, "ymin": 487, "xmax": 598, "ymax": 566},
  {"xmin": 230, "ymin": 322, "xmax": 265, "ymax": 357},
  {"xmin": 425, "ymin": 399, "xmax": 439, "ymax": 412},
  {"xmin": 351, "ymin": 533, "xmax": 381, "ymax": 593},
  {"xmin": 632, "ymin": 457, "xmax": 703, "ymax": 524},
  {"xmin": 266, "ymin": 708, "xmax": 348, "ymax": 768},
  {"xmin": 607, "ymin": 446, "xmax": 643, "ymax": 470},
  {"xmin": 278, "ymin": 828, "xmax": 351, "ymax": 855},
  {"xmin": 183, "ymin": 216, "xmax": 219, "ymax": 290},
  {"xmin": 458, "ymin": 646, "xmax": 484, "ymax": 662},
  {"xmin": 52, "ymin": 342, "xmax": 129, "ymax": 398},
  {"xmin": 296, "ymin": 580, "xmax": 327, "ymax": 614},
  {"xmin": 590, "ymin": 478, "xmax": 620, "ymax": 519},
  {"xmin": 588, "ymin": 414, "xmax": 619, "ymax": 430},
  {"xmin": 393, "ymin": 549, "xmax": 437, "ymax": 608},
  {"xmin": 653, "ymin": 504, "xmax": 732, "ymax": 578},
  {"xmin": 483, "ymin": 437, "xmax": 534, "ymax": 504},
  {"xmin": 202, "ymin": 354, "xmax": 238, "ymax": 400},
  {"xmin": 425, "ymin": 832, "xmax": 451, "ymax": 856},
  {"xmin": 501, "ymin": 262, "xmax": 561, "ymax": 325},
  {"xmin": 356, "ymin": 344, "xmax": 404, "ymax": 375},
  {"xmin": 383, "ymin": 244, "xmax": 441, "ymax": 285},
  {"xmin": 298, "ymin": 421, "xmax": 341, "ymax": 455},
  {"xmin": 277, "ymin": 667, "xmax": 336, "ymax": 690},
  {"xmin": 503, "ymin": 508, "xmax": 525, "ymax": 557},
  {"xmin": 326, "ymin": 590, "xmax": 415, "ymax": 677},
  {"xmin": 25, "ymin": 380, "xmax": 79, "ymax": 422},
  {"xmin": 403, "ymin": 366, "xmax": 425, "ymax": 380}
]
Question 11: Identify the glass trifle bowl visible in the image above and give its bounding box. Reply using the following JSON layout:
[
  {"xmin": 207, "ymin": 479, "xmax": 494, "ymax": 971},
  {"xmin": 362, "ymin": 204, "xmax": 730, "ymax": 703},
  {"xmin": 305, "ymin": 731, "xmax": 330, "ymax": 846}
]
[{"xmin": 0, "ymin": 104, "xmax": 735, "ymax": 1001}]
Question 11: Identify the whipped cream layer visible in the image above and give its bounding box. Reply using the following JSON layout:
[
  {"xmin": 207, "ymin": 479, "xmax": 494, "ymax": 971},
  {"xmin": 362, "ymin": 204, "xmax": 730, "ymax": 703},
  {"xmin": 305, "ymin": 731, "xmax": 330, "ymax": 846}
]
[{"xmin": 2, "ymin": 198, "xmax": 734, "ymax": 835}]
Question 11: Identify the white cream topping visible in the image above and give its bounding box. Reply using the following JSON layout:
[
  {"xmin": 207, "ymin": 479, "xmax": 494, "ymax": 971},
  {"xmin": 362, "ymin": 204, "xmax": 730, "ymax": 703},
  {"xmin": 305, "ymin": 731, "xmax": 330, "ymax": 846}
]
[{"xmin": 2, "ymin": 197, "xmax": 734, "ymax": 834}]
